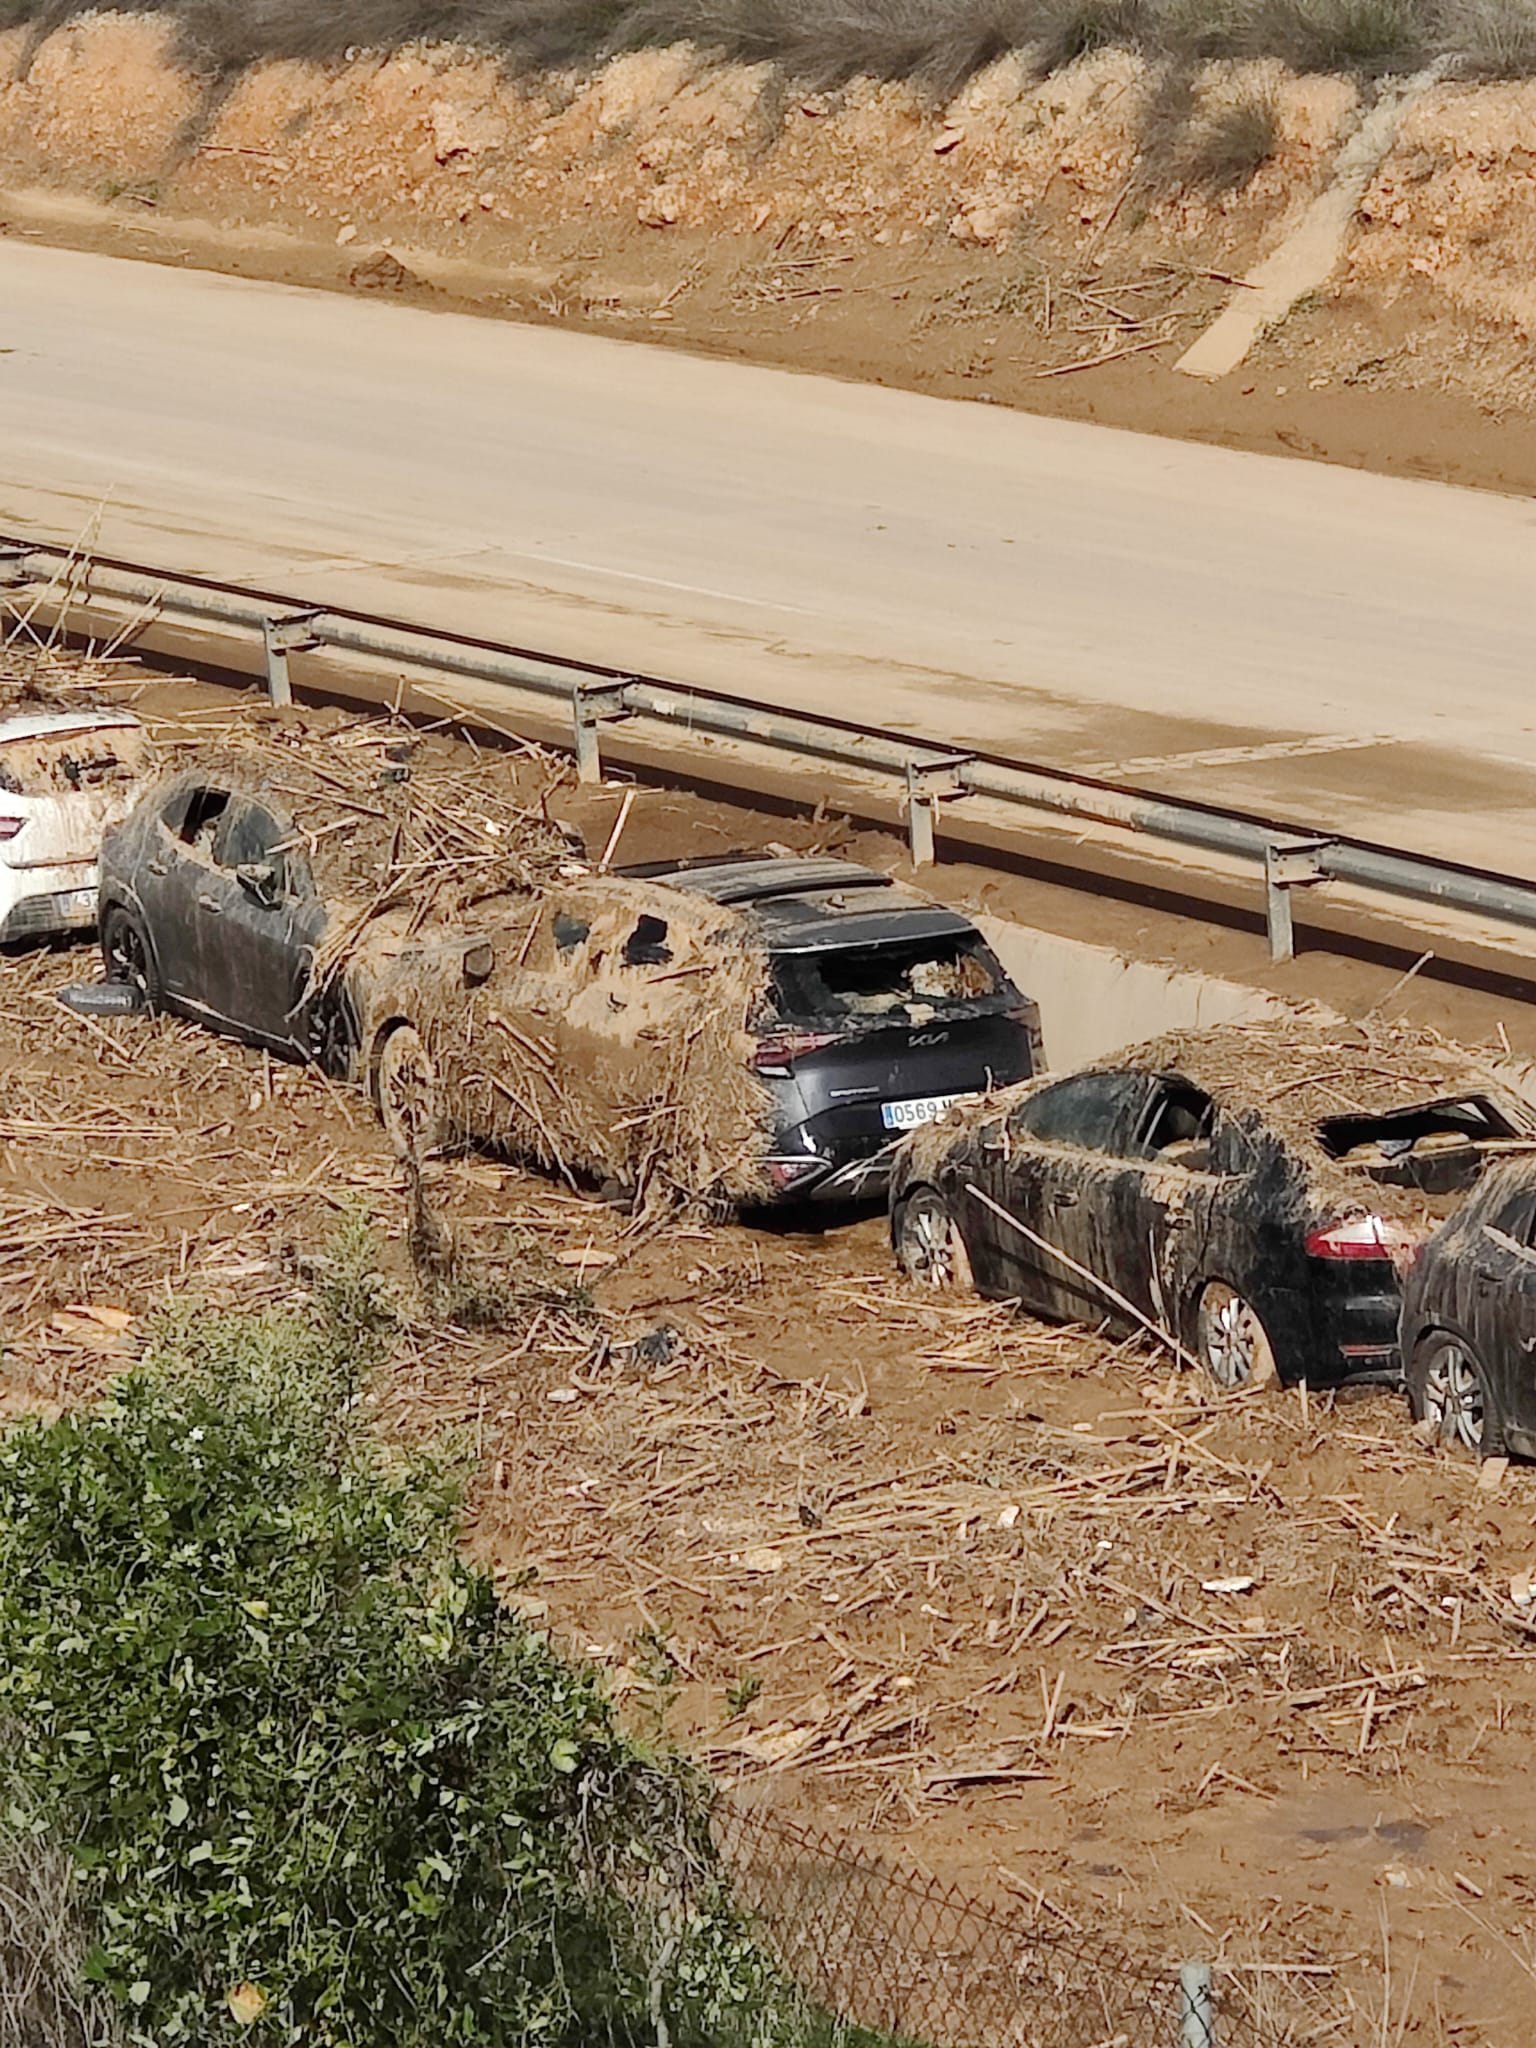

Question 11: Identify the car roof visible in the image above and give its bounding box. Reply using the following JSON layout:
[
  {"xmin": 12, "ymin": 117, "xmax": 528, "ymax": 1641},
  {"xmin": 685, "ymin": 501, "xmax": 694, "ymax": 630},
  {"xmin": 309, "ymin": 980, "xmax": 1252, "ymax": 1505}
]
[
  {"xmin": 627, "ymin": 855, "xmax": 978, "ymax": 954},
  {"xmin": 1107, "ymin": 1022, "xmax": 1526, "ymax": 1129},
  {"xmin": 0, "ymin": 710, "xmax": 142, "ymax": 743}
]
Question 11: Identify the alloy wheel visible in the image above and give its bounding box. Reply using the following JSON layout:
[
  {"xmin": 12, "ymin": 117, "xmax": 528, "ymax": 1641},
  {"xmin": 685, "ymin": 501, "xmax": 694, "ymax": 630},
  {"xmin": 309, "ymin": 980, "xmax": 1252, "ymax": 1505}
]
[
  {"xmin": 1196, "ymin": 1282, "xmax": 1275, "ymax": 1389},
  {"xmin": 103, "ymin": 911, "xmax": 155, "ymax": 1005},
  {"xmin": 376, "ymin": 1025, "xmax": 440, "ymax": 1165},
  {"xmin": 1420, "ymin": 1337, "xmax": 1486, "ymax": 1453},
  {"xmin": 897, "ymin": 1191, "xmax": 972, "ymax": 1291}
]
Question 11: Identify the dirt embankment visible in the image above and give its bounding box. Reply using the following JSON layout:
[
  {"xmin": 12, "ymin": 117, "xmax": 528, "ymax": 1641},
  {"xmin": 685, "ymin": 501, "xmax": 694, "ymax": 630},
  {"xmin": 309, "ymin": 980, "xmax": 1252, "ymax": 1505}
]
[{"xmin": 9, "ymin": 18, "xmax": 1536, "ymax": 488}]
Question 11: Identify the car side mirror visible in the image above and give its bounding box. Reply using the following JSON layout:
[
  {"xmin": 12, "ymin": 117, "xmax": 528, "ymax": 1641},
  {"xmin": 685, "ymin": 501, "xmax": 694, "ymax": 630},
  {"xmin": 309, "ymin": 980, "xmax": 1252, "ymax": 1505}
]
[{"xmin": 236, "ymin": 860, "xmax": 284, "ymax": 909}]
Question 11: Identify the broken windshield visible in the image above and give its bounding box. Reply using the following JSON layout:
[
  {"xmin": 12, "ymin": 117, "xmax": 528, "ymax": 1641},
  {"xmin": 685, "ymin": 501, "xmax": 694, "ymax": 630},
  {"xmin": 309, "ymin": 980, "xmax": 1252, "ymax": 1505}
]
[
  {"xmin": 1318, "ymin": 1096, "xmax": 1529, "ymax": 1199},
  {"xmin": 769, "ymin": 932, "xmax": 1004, "ymax": 1028}
]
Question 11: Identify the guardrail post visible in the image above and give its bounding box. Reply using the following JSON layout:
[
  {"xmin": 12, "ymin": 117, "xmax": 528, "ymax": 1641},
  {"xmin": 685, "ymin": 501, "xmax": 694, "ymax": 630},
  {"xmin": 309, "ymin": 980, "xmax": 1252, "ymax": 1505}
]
[
  {"xmin": 571, "ymin": 680, "xmax": 633, "ymax": 785},
  {"xmin": 262, "ymin": 611, "xmax": 323, "ymax": 708},
  {"xmin": 1178, "ymin": 1960, "xmax": 1214, "ymax": 2048},
  {"xmin": 1265, "ymin": 836, "xmax": 1333, "ymax": 963},
  {"xmin": 904, "ymin": 756, "xmax": 973, "ymax": 868}
]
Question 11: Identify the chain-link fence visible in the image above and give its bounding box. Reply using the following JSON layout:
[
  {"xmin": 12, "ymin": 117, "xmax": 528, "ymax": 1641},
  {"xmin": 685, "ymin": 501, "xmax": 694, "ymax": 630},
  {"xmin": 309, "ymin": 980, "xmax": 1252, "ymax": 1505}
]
[{"xmin": 714, "ymin": 1802, "xmax": 1313, "ymax": 2048}]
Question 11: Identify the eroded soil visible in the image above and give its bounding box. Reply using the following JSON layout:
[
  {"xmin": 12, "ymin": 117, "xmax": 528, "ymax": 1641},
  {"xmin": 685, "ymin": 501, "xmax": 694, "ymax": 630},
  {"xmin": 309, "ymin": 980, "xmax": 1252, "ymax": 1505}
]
[{"xmin": 10, "ymin": 22, "xmax": 1536, "ymax": 496}]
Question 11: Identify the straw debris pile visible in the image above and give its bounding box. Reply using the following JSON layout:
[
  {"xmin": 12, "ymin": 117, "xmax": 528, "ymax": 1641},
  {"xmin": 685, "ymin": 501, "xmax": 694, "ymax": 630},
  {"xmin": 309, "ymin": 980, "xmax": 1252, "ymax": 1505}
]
[
  {"xmin": 392, "ymin": 872, "xmax": 774, "ymax": 1212},
  {"xmin": 141, "ymin": 720, "xmax": 776, "ymax": 1210}
]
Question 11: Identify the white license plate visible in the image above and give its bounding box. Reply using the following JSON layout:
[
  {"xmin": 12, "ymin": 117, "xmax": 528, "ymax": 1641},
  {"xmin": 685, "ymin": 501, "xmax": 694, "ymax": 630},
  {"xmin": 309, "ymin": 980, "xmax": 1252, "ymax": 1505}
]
[
  {"xmin": 64, "ymin": 888, "xmax": 96, "ymax": 914},
  {"xmin": 881, "ymin": 1092, "xmax": 967, "ymax": 1132}
]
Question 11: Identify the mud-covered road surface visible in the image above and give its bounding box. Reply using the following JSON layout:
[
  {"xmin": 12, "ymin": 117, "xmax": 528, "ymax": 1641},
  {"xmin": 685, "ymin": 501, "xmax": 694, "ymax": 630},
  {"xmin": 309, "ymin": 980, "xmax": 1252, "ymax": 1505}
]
[
  {"xmin": 5, "ymin": 670, "xmax": 1536, "ymax": 2043},
  {"xmin": 14, "ymin": 225, "xmax": 1536, "ymax": 895}
]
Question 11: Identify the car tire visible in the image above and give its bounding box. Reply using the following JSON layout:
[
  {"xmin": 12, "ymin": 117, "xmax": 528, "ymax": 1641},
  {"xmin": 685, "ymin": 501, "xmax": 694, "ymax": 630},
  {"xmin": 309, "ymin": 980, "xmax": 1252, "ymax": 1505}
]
[
  {"xmin": 894, "ymin": 1187, "xmax": 974, "ymax": 1292},
  {"xmin": 309, "ymin": 985, "xmax": 359, "ymax": 1082},
  {"xmin": 1195, "ymin": 1281, "xmax": 1278, "ymax": 1390},
  {"xmin": 1408, "ymin": 1332, "xmax": 1503, "ymax": 1458},
  {"xmin": 374, "ymin": 1024, "xmax": 441, "ymax": 1166},
  {"xmin": 100, "ymin": 905, "xmax": 161, "ymax": 1010}
]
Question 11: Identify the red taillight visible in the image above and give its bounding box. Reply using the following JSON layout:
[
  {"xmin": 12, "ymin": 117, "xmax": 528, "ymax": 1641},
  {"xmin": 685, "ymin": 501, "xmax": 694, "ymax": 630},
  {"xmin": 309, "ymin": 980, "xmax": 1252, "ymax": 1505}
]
[
  {"xmin": 0, "ymin": 816, "xmax": 23, "ymax": 842},
  {"xmin": 752, "ymin": 1028, "xmax": 842, "ymax": 1073},
  {"xmin": 1305, "ymin": 1215, "xmax": 1422, "ymax": 1264},
  {"xmin": 763, "ymin": 1156, "xmax": 826, "ymax": 1191}
]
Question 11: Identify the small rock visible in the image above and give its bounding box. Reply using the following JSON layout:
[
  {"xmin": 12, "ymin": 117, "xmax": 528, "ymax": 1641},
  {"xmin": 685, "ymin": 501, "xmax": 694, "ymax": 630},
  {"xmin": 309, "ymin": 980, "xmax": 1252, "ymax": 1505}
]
[
  {"xmin": 348, "ymin": 250, "xmax": 421, "ymax": 293},
  {"xmin": 336, "ymin": 222, "xmax": 358, "ymax": 246},
  {"xmin": 934, "ymin": 127, "xmax": 965, "ymax": 155},
  {"xmin": 1202, "ymin": 1575, "xmax": 1258, "ymax": 1596},
  {"xmin": 638, "ymin": 191, "xmax": 682, "ymax": 229}
]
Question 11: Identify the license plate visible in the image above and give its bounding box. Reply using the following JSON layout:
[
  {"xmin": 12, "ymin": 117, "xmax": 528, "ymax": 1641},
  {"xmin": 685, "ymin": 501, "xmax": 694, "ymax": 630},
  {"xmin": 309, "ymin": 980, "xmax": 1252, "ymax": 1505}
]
[
  {"xmin": 881, "ymin": 1092, "xmax": 967, "ymax": 1132},
  {"xmin": 65, "ymin": 888, "xmax": 96, "ymax": 914}
]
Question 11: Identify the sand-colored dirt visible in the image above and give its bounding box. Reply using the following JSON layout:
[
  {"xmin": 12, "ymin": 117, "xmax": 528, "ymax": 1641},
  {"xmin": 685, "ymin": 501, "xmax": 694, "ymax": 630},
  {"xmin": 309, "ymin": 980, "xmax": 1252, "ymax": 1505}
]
[
  {"xmin": 10, "ymin": 20, "xmax": 1536, "ymax": 487},
  {"xmin": 8, "ymin": 654, "xmax": 1536, "ymax": 2040}
]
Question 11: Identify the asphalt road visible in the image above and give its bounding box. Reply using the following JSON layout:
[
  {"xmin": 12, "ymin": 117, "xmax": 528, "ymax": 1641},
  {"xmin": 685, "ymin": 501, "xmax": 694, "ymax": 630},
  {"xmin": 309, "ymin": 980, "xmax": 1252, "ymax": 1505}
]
[{"xmin": 5, "ymin": 236, "xmax": 1536, "ymax": 874}]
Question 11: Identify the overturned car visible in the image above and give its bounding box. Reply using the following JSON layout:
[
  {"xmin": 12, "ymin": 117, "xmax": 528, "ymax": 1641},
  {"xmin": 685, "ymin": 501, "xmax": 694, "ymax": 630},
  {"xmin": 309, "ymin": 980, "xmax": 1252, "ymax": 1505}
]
[
  {"xmin": 890, "ymin": 1022, "xmax": 1534, "ymax": 1388},
  {"xmin": 97, "ymin": 738, "xmax": 1037, "ymax": 1208}
]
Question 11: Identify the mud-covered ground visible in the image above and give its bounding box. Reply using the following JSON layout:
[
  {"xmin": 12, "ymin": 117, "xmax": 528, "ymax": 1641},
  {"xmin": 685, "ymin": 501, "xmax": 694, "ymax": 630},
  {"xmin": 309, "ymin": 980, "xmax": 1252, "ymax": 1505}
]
[
  {"xmin": 11, "ymin": 21, "xmax": 1536, "ymax": 496},
  {"xmin": 7, "ymin": 668, "xmax": 1536, "ymax": 2042}
]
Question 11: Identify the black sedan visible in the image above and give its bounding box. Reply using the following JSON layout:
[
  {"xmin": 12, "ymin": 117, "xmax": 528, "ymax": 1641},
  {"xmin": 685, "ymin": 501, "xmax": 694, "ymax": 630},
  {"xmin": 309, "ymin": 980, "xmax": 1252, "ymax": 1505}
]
[
  {"xmin": 889, "ymin": 1025, "xmax": 1534, "ymax": 1388},
  {"xmin": 1400, "ymin": 1160, "xmax": 1536, "ymax": 1459}
]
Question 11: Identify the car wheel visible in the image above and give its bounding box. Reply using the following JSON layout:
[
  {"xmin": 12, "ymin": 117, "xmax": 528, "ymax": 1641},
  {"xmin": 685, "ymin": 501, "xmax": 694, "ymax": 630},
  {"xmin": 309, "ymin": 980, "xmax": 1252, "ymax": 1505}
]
[
  {"xmin": 375, "ymin": 1024, "xmax": 441, "ymax": 1165},
  {"xmin": 309, "ymin": 987, "xmax": 358, "ymax": 1081},
  {"xmin": 1409, "ymin": 1333, "xmax": 1502, "ymax": 1457},
  {"xmin": 100, "ymin": 906, "xmax": 160, "ymax": 1009},
  {"xmin": 894, "ymin": 1188, "xmax": 974, "ymax": 1292},
  {"xmin": 1195, "ymin": 1281, "xmax": 1277, "ymax": 1389}
]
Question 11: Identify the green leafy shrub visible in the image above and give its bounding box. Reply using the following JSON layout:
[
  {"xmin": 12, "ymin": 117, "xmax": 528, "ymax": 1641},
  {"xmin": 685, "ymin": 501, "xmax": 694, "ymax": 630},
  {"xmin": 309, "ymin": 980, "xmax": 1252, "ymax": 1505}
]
[{"xmin": 0, "ymin": 1226, "xmax": 856, "ymax": 2048}]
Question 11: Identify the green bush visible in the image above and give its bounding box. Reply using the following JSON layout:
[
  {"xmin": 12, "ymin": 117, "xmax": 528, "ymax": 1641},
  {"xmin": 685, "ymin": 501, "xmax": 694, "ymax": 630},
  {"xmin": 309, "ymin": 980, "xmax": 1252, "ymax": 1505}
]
[{"xmin": 0, "ymin": 1224, "xmax": 858, "ymax": 2048}]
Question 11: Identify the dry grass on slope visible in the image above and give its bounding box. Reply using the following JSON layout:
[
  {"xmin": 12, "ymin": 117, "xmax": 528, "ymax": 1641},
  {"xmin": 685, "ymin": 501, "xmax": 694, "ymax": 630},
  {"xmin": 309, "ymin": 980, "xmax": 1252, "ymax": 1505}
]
[{"xmin": 9, "ymin": 0, "xmax": 1536, "ymax": 88}]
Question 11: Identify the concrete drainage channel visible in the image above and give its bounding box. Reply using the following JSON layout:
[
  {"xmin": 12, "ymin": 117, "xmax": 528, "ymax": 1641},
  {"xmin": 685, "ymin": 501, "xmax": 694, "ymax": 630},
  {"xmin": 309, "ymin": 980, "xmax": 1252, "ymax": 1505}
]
[{"xmin": 5, "ymin": 534, "xmax": 1534, "ymax": 1061}]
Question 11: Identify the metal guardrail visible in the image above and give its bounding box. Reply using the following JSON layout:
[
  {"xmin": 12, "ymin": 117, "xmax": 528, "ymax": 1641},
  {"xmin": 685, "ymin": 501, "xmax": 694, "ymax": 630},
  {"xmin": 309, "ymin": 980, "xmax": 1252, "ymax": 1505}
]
[{"xmin": 4, "ymin": 533, "xmax": 1536, "ymax": 967}]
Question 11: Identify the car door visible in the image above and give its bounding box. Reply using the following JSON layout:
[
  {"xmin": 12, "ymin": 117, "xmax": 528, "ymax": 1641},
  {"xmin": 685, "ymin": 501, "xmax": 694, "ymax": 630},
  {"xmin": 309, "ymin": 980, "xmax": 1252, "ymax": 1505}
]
[
  {"xmin": 975, "ymin": 1072, "xmax": 1157, "ymax": 1321},
  {"xmin": 136, "ymin": 780, "xmax": 232, "ymax": 1006},
  {"xmin": 195, "ymin": 797, "xmax": 314, "ymax": 1050},
  {"xmin": 1109, "ymin": 1076, "xmax": 1230, "ymax": 1336},
  {"xmin": 1462, "ymin": 1185, "xmax": 1536, "ymax": 1449}
]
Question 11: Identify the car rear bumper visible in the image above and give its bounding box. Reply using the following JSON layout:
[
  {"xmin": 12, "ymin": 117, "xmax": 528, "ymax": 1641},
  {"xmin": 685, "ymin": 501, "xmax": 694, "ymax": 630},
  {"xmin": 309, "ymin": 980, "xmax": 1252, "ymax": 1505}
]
[
  {"xmin": 761, "ymin": 1145, "xmax": 899, "ymax": 1205},
  {"xmin": 0, "ymin": 878, "xmax": 99, "ymax": 942}
]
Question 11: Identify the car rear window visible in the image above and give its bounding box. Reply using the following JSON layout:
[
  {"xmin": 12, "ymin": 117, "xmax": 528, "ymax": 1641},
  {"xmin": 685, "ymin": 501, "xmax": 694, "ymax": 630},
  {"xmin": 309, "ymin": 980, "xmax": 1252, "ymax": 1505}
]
[
  {"xmin": 770, "ymin": 932, "xmax": 1004, "ymax": 1026},
  {"xmin": 0, "ymin": 724, "xmax": 148, "ymax": 796},
  {"xmin": 1317, "ymin": 1096, "xmax": 1526, "ymax": 1197}
]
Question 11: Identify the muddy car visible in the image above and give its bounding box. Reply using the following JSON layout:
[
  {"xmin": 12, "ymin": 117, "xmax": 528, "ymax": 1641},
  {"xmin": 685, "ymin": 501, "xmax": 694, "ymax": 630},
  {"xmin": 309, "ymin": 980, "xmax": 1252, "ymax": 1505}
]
[
  {"xmin": 0, "ymin": 710, "xmax": 151, "ymax": 942},
  {"xmin": 628, "ymin": 857, "xmax": 1040, "ymax": 1200},
  {"xmin": 97, "ymin": 747, "xmax": 1037, "ymax": 1208},
  {"xmin": 1399, "ymin": 1161, "xmax": 1536, "ymax": 1459},
  {"xmin": 890, "ymin": 1023, "xmax": 1534, "ymax": 1387}
]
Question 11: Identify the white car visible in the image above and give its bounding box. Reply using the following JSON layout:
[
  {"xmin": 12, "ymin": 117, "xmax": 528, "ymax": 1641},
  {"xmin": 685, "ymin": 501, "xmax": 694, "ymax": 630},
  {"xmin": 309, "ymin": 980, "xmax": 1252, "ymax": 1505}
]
[{"xmin": 0, "ymin": 710, "xmax": 153, "ymax": 943}]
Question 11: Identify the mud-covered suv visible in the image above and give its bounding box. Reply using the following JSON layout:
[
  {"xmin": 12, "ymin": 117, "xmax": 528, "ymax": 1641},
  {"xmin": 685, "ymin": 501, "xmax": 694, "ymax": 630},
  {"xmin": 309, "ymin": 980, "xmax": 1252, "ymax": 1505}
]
[{"xmin": 631, "ymin": 857, "xmax": 1042, "ymax": 1201}]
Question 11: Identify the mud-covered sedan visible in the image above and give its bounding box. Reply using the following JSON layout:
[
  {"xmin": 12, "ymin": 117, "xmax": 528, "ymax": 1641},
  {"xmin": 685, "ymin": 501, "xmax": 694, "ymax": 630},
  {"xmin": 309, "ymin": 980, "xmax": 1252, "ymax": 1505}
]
[
  {"xmin": 890, "ymin": 1024, "xmax": 1534, "ymax": 1388},
  {"xmin": 1400, "ymin": 1160, "xmax": 1536, "ymax": 1458}
]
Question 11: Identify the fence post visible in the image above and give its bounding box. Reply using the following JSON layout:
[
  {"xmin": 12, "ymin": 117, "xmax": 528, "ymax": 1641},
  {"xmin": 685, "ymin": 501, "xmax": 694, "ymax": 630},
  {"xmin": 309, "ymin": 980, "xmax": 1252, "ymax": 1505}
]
[
  {"xmin": 1178, "ymin": 1960, "xmax": 1214, "ymax": 2048},
  {"xmin": 903, "ymin": 755, "xmax": 973, "ymax": 868},
  {"xmin": 1264, "ymin": 836, "xmax": 1332, "ymax": 963},
  {"xmin": 570, "ymin": 680, "xmax": 632, "ymax": 785},
  {"xmin": 262, "ymin": 611, "xmax": 323, "ymax": 708}
]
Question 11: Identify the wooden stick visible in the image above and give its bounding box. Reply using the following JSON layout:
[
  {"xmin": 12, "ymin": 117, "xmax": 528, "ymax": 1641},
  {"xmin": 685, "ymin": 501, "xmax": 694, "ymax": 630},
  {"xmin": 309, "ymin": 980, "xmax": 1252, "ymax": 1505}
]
[{"xmin": 963, "ymin": 1183, "xmax": 1203, "ymax": 1373}]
